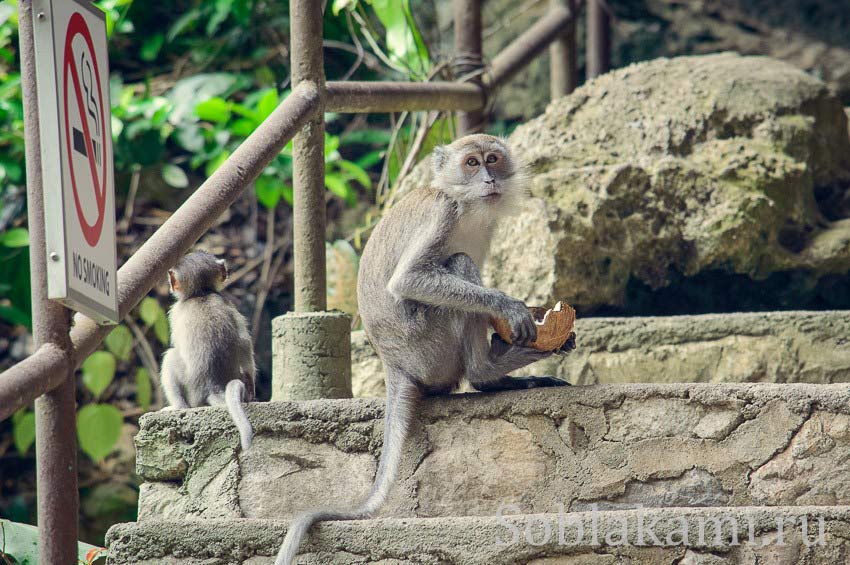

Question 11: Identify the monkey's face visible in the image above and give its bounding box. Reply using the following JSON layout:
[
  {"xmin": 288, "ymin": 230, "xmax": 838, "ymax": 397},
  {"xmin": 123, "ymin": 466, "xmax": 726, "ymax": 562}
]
[{"xmin": 432, "ymin": 135, "xmax": 521, "ymax": 207}]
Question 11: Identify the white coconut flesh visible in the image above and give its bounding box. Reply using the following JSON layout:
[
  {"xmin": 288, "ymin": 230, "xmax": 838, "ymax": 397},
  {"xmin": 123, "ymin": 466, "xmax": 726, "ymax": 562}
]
[{"xmin": 536, "ymin": 301, "xmax": 563, "ymax": 326}]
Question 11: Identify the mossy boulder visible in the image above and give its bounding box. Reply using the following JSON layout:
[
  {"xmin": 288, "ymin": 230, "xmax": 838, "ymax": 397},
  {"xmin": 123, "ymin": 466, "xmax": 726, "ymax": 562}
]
[{"xmin": 484, "ymin": 53, "xmax": 850, "ymax": 309}]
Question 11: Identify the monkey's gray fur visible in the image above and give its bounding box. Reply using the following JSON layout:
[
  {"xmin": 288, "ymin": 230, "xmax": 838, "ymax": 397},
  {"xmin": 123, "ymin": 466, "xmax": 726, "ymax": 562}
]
[
  {"xmin": 276, "ymin": 135, "xmax": 572, "ymax": 564},
  {"xmin": 160, "ymin": 251, "xmax": 256, "ymax": 451}
]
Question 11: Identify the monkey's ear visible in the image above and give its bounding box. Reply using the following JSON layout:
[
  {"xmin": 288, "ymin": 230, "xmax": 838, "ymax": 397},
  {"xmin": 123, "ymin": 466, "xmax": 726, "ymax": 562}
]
[
  {"xmin": 168, "ymin": 269, "xmax": 181, "ymax": 292},
  {"xmin": 216, "ymin": 258, "xmax": 228, "ymax": 281},
  {"xmin": 431, "ymin": 146, "xmax": 448, "ymax": 174}
]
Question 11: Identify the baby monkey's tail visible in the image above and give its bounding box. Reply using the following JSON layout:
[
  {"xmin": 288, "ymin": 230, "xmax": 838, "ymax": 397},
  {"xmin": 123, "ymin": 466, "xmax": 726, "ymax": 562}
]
[{"xmin": 225, "ymin": 379, "xmax": 252, "ymax": 451}]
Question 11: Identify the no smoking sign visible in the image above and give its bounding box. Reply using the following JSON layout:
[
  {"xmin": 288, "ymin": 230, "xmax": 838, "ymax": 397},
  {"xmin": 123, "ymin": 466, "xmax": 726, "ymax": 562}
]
[{"xmin": 33, "ymin": 0, "xmax": 118, "ymax": 323}]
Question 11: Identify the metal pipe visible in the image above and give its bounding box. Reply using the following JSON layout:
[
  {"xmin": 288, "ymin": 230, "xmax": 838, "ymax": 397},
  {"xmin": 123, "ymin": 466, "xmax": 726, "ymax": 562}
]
[
  {"xmin": 549, "ymin": 0, "xmax": 578, "ymax": 99},
  {"xmin": 69, "ymin": 83, "xmax": 320, "ymax": 367},
  {"xmin": 19, "ymin": 2, "xmax": 78, "ymax": 561},
  {"xmin": 454, "ymin": 0, "xmax": 484, "ymax": 134},
  {"xmin": 0, "ymin": 345, "xmax": 69, "ymax": 422},
  {"xmin": 586, "ymin": 0, "xmax": 611, "ymax": 78},
  {"xmin": 326, "ymin": 81, "xmax": 484, "ymax": 113},
  {"xmin": 290, "ymin": 0, "xmax": 326, "ymax": 312},
  {"xmin": 484, "ymin": 5, "xmax": 573, "ymax": 91}
]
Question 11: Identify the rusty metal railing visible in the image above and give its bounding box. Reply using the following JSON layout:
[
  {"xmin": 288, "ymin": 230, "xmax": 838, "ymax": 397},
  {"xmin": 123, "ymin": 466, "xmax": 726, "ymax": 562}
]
[{"xmin": 1, "ymin": 0, "xmax": 609, "ymax": 560}]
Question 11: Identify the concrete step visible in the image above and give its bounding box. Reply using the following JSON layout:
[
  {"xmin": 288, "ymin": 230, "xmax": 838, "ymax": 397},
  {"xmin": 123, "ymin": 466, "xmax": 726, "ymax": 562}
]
[
  {"xmin": 351, "ymin": 311, "xmax": 850, "ymax": 396},
  {"xmin": 136, "ymin": 383, "xmax": 850, "ymax": 522},
  {"xmin": 106, "ymin": 506, "xmax": 850, "ymax": 564}
]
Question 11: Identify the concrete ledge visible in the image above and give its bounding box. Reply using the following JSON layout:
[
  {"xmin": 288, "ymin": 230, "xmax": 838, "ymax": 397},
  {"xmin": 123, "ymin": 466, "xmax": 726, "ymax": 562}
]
[
  {"xmin": 352, "ymin": 311, "xmax": 850, "ymax": 396},
  {"xmin": 135, "ymin": 383, "xmax": 850, "ymax": 521},
  {"xmin": 107, "ymin": 506, "xmax": 850, "ymax": 564}
]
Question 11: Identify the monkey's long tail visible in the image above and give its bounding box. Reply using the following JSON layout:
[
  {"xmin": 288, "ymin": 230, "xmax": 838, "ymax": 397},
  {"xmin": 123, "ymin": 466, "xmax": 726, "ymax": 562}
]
[
  {"xmin": 275, "ymin": 376, "xmax": 421, "ymax": 565},
  {"xmin": 225, "ymin": 380, "xmax": 252, "ymax": 451}
]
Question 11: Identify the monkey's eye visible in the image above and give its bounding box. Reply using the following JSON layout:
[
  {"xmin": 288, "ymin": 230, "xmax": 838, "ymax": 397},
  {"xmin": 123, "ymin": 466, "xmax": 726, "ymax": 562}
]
[
  {"xmin": 486, "ymin": 154, "xmax": 498, "ymax": 164},
  {"xmin": 466, "ymin": 157, "xmax": 480, "ymax": 167}
]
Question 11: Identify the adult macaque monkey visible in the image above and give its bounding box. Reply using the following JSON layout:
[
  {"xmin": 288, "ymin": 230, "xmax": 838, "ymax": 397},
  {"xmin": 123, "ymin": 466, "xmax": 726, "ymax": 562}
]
[
  {"xmin": 276, "ymin": 134, "xmax": 571, "ymax": 564},
  {"xmin": 161, "ymin": 251, "xmax": 256, "ymax": 451}
]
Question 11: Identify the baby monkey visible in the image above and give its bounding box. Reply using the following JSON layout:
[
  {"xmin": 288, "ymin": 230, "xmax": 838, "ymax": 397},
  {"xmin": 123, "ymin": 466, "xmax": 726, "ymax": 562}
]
[{"xmin": 160, "ymin": 251, "xmax": 256, "ymax": 450}]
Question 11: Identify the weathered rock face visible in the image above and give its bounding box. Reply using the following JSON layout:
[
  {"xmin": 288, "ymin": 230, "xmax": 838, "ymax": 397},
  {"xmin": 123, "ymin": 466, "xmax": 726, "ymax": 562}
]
[{"xmin": 484, "ymin": 53, "xmax": 850, "ymax": 310}]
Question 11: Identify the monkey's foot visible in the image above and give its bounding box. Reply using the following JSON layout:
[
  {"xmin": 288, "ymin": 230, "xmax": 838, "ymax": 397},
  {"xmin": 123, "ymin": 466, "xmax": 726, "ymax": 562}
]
[{"xmin": 472, "ymin": 375, "xmax": 570, "ymax": 392}]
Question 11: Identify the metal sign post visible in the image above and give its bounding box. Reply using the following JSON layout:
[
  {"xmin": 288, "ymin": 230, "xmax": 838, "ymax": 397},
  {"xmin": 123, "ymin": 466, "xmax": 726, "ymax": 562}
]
[{"xmin": 32, "ymin": 0, "xmax": 118, "ymax": 324}]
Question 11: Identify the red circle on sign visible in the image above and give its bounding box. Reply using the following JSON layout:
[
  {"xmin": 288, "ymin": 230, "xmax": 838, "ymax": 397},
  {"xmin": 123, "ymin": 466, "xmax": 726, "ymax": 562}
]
[{"xmin": 63, "ymin": 12, "xmax": 107, "ymax": 247}]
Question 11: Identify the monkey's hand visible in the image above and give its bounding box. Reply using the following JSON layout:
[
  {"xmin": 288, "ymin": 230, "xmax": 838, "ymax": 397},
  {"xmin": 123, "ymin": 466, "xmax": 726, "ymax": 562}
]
[
  {"xmin": 499, "ymin": 297, "xmax": 538, "ymax": 347},
  {"xmin": 556, "ymin": 332, "xmax": 577, "ymax": 355}
]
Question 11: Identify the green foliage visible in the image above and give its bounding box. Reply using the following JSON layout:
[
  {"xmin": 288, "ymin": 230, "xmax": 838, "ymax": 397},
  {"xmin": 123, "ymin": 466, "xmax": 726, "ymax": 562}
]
[
  {"xmin": 138, "ymin": 296, "xmax": 169, "ymax": 345},
  {"xmin": 161, "ymin": 163, "xmax": 188, "ymax": 188},
  {"xmin": 0, "ymin": 243, "xmax": 31, "ymax": 328},
  {"xmin": 333, "ymin": 0, "xmax": 430, "ymax": 79},
  {"xmin": 82, "ymin": 351, "xmax": 117, "ymax": 400},
  {"xmin": 76, "ymin": 404, "xmax": 124, "ymax": 463},
  {"xmin": 0, "ymin": 519, "xmax": 107, "ymax": 564},
  {"xmin": 11, "ymin": 409, "xmax": 35, "ymax": 455},
  {"xmin": 191, "ymin": 90, "xmax": 372, "ymax": 210},
  {"xmin": 105, "ymin": 325, "xmax": 134, "ymax": 361},
  {"xmin": 0, "ymin": 226, "xmax": 27, "ymax": 247},
  {"xmin": 135, "ymin": 368, "xmax": 151, "ymax": 411}
]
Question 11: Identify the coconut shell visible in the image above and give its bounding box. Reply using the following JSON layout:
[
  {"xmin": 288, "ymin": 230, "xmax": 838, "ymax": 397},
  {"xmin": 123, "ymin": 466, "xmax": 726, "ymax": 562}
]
[{"xmin": 490, "ymin": 302, "xmax": 577, "ymax": 352}]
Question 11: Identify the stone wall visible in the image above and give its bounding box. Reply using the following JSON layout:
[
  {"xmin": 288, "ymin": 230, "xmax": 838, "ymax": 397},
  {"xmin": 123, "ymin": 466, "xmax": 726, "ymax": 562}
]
[{"xmin": 135, "ymin": 383, "xmax": 850, "ymax": 522}]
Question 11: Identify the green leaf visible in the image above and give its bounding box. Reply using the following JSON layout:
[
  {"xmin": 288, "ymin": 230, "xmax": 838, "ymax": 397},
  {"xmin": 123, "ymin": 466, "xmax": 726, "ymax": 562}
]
[
  {"xmin": 402, "ymin": 0, "xmax": 431, "ymax": 76},
  {"xmin": 81, "ymin": 351, "xmax": 116, "ymax": 399},
  {"xmin": 167, "ymin": 9, "xmax": 201, "ymax": 42},
  {"xmin": 162, "ymin": 164, "xmax": 189, "ymax": 188},
  {"xmin": 332, "ymin": 0, "xmax": 358, "ymax": 15},
  {"xmin": 207, "ymin": 0, "xmax": 235, "ymax": 36},
  {"xmin": 0, "ymin": 227, "xmax": 28, "ymax": 247},
  {"xmin": 370, "ymin": 0, "xmax": 430, "ymax": 78},
  {"xmin": 153, "ymin": 313, "xmax": 170, "ymax": 346},
  {"xmin": 140, "ymin": 33, "xmax": 164, "ymax": 62},
  {"xmin": 337, "ymin": 160, "xmax": 372, "ymax": 189},
  {"xmin": 255, "ymin": 175, "xmax": 281, "ymax": 210},
  {"xmin": 135, "ymin": 368, "xmax": 151, "ymax": 411},
  {"xmin": 76, "ymin": 404, "xmax": 123, "ymax": 462},
  {"xmin": 0, "ymin": 304, "xmax": 30, "ymax": 327},
  {"xmin": 230, "ymin": 102, "xmax": 258, "ymax": 121},
  {"xmin": 341, "ymin": 129, "xmax": 392, "ymax": 145},
  {"xmin": 356, "ymin": 149, "xmax": 385, "ymax": 169},
  {"xmin": 138, "ymin": 297, "xmax": 164, "ymax": 327},
  {"xmin": 255, "ymin": 89, "xmax": 278, "ymax": 121},
  {"xmin": 231, "ymin": 118, "xmax": 256, "ymax": 137},
  {"xmin": 325, "ymin": 174, "xmax": 357, "ymax": 207},
  {"xmin": 0, "ymin": 158, "xmax": 23, "ymax": 183},
  {"xmin": 167, "ymin": 73, "xmax": 242, "ymax": 124},
  {"xmin": 12, "ymin": 410, "xmax": 35, "ymax": 454},
  {"xmin": 205, "ymin": 150, "xmax": 230, "ymax": 177},
  {"xmin": 0, "ymin": 519, "xmax": 108, "ymax": 564},
  {"xmin": 194, "ymin": 97, "xmax": 231, "ymax": 123},
  {"xmin": 175, "ymin": 123, "xmax": 204, "ymax": 152},
  {"xmin": 281, "ymin": 184, "xmax": 294, "ymax": 206},
  {"xmin": 324, "ymin": 133, "xmax": 340, "ymax": 158},
  {"xmin": 105, "ymin": 325, "xmax": 133, "ymax": 362}
]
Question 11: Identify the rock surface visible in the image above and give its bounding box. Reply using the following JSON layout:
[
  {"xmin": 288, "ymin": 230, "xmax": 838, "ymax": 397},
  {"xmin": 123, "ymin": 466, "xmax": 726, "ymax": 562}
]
[
  {"xmin": 134, "ymin": 383, "xmax": 850, "ymax": 522},
  {"xmin": 351, "ymin": 311, "xmax": 850, "ymax": 397},
  {"xmin": 107, "ymin": 507, "xmax": 850, "ymax": 564},
  {"xmin": 483, "ymin": 53, "xmax": 850, "ymax": 310}
]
